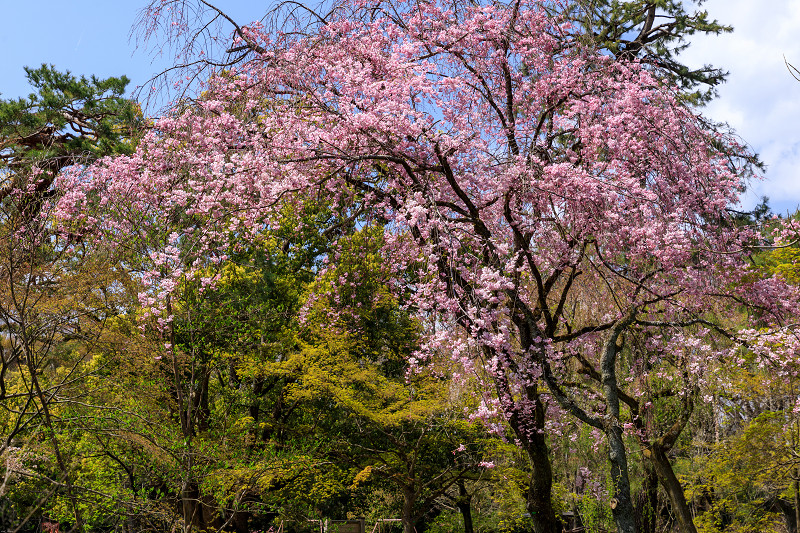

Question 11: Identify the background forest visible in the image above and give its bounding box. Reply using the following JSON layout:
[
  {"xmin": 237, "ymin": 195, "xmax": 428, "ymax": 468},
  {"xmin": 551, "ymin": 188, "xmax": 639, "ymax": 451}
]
[{"xmin": 2, "ymin": 1, "xmax": 800, "ymax": 533}]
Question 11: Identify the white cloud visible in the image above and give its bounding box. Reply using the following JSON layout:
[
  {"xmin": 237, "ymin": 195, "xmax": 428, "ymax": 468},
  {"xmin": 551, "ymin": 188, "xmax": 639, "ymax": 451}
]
[{"xmin": 679, "ymin": 0, "xmax": 800, "ymax": 213}]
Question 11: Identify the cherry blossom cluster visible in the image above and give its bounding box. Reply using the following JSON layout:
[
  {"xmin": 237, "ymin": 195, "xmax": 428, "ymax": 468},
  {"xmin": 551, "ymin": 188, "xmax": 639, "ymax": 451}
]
[{"xmin": 53, "ymin": 0, "xmax": 800, "ymax": 440}]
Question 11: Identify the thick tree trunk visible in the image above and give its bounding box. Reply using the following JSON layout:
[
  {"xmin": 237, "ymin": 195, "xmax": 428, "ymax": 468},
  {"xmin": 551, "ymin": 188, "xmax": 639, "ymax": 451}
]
[
  {"xmin": 649, "ymin": 447, "xmax": 696, "ymax": 533},
  {"xmin": 194, "ymin": 367, "xmax": 210, "ymax": 432},
  {"xmin": 634, "ymin": 462, "xmax": 658, "ymax": 533},
  {"xmin": 606, "ymin": 425, "xmax": 637, "ymax": 533},
  {"xmin": 601, "ymin": 325, "xmax": 637, "ymax": 533},
  {"xmin": 774, "ymin": 498, "xmax": 798, "ymax": 533},
  {"xmin": 456, "ymin": 480, "xmax": 474, "ymax": 533},
  {"xmin": 402, "ymin": 487, "xmax": 417, "ymax": 533},
  {"xmin": 521, "ymin": 397, "xmax": 560, "ymax": 533},
  {"xmin": 181, "ymin": 481, "xmax": 206, "ymax": 533},
  {"xmin": 181, "ymin": 483, "xmax": 196, "ymax": 532},
  {"xmin": 493, "ymin": 337, "xmax": 560, "ymax": 533},
  {"xmin": 507, "ymin": 309, "xmax": 562, "ymax": 533}
]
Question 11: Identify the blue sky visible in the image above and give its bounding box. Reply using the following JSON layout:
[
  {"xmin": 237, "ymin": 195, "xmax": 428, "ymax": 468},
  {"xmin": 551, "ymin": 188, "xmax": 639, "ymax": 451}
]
[
  {"xmin": 677, "ymin": 0, "xmax": 800, "ymax": 215},
  {"xmin": 2, "ymin": 1, "xmax": 156, "ymax": 97},
  {"xmin": 3, "ymin": 0, "xmax": 799, "ymax": 214},
  {"xmin": 0, "ymin": 1, "xmax": 265, "ymax": 100}
]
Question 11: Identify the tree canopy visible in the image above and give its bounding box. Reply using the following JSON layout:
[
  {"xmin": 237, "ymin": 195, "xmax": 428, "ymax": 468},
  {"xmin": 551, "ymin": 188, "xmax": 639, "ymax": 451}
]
[{"xmin": 2, "ymin": 2, "xmax": 800, "ymax": 533}]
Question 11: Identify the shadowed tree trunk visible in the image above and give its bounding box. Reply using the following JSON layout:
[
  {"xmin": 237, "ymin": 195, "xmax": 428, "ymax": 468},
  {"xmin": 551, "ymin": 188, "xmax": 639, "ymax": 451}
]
[
  {"xmin": 508, "ymin": 386, "xmax": 560, "ymax": 533},
  {"xmin": 635, "ymin": 463, "xmax": 658, "ymax": 533},
  {"xmin": 456, "ymin": 480, "xmax": 474, "ymax": 533},
  {"xmin": 648, "ymin": 446, "xmax": 696, "ymax": 533}
]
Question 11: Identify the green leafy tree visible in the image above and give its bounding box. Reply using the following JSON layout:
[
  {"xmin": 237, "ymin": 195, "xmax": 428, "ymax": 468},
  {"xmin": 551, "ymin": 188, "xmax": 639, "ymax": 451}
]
[
  {"xmin": 0, "ymin": 66, "xmax": 139, "ymax": 532},
  {"xmin": 571, "ymin": 0, "xmax": 732, "ymax": 103},
  {"xmin": 295, "ymin": 225, "xmax": 497, "ymax": 533},
  {"xmin": 0, "ymin": 65, "xmax": 140, "ymax": 220}
]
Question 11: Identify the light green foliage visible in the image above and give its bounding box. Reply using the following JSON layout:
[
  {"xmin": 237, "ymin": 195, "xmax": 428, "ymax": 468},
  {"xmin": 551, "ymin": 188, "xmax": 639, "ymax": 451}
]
[
  {"xmin": 683, "ymin": 356, "xmax": 800, "ymax": 533},
  {"xmin": 0, "ymin": 64, "xmax": 141, "ymax": 527},
  {"xmin": 294, "ymin": 224, "xmax": 500, "ymax": 529},
  {"xmin": 766, "ymin": 245, "xmax": 800, "ymax": 285}
]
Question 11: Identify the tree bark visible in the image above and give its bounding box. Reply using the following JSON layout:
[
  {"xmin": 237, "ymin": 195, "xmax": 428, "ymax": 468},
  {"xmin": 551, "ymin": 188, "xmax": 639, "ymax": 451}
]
[
  {"xmin": 402, "ymin": 487, "xmax": 417, "ymax": 533},
  {"xmin": 634, "ymin": 462, "xmax": 658, "ymax": 533},
  {"xmin": 601, "ymin": 325, "xmax": 637, "ymax": 533},
  {"xmin": 508, "ymin": 326, "xmax": 561, "ymax": 533},
  {"xmin": 456, "ymin": 480, "xmax": 474, "ymax": 533},
  {"xmin": 648, "ymin": 446, "xmax": 696, "ymax": 533},
  {"xmin": 181, "ymin": 480, "xmax": 207, "ymax": 533},
  {"xmin": 606, "ymin": 424, "xmax": 637, "ymax": 533},
  {"xmin": 519, "ymin": 393, "xmax": 560, "ymax": 533},
  {"xmin": 773, "ymin": 498, "xmax": 798, "ymax": 533}
]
